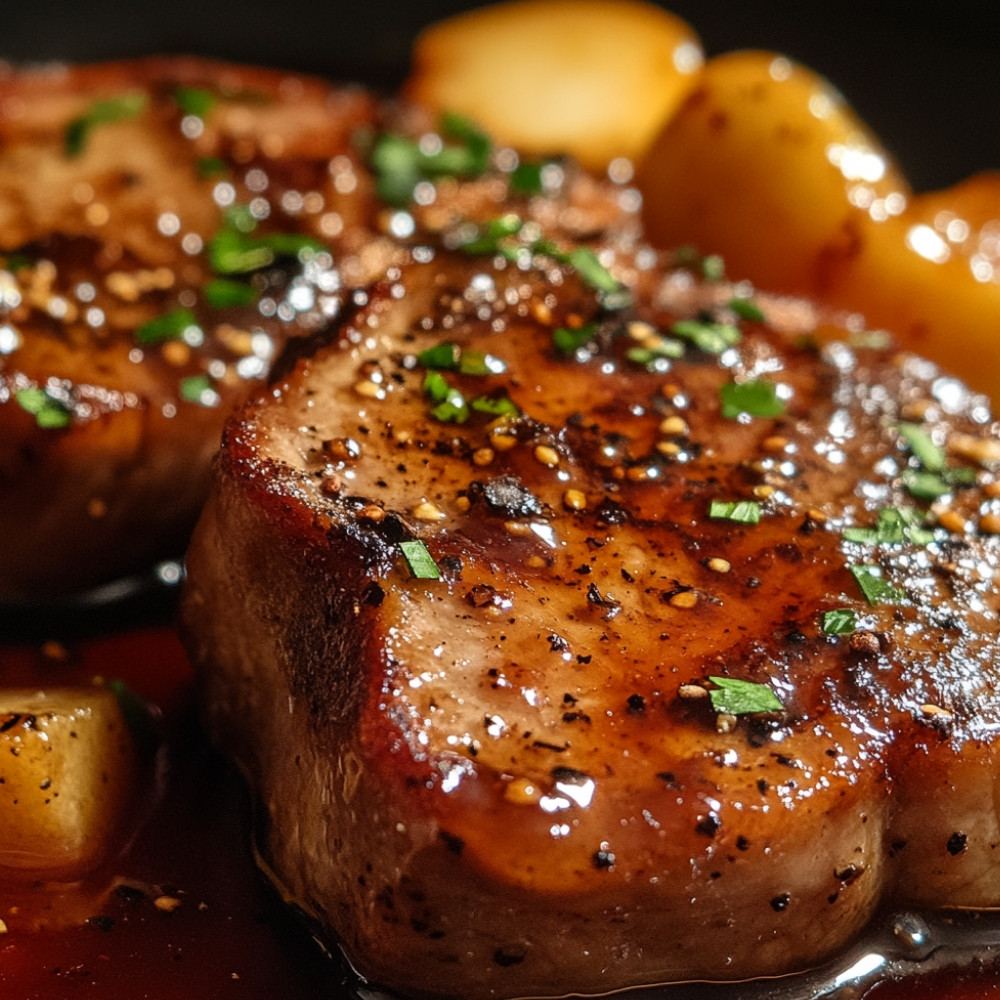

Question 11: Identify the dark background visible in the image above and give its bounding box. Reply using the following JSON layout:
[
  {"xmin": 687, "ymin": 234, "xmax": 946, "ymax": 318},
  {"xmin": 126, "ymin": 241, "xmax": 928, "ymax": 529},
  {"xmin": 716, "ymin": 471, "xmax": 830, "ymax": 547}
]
[{"xmin": 3, "ymin": 0, "xmax": 999, "ymax": 192}]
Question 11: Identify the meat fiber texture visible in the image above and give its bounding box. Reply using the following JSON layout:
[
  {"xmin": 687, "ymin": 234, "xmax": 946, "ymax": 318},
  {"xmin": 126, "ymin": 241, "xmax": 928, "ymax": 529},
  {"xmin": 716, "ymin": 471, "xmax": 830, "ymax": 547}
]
[{"xmin": 182, "ymin": 233, "xmax": 1000, "ymax": 997}]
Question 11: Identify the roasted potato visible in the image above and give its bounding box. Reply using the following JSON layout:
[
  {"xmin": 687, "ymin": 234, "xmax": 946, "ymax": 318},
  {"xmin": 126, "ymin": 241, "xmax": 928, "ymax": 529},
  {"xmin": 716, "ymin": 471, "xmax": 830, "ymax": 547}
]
[
  {"xmin": 0, "ymin": 685, "xmax": 139, "ymax": 880},
  {"xmin": 405, "ymin": 0, "xmax": 703, "ymax": 171},
  {"xmin": 636, "ymin": 50, "xmax": 1000, "ymax": 401}
]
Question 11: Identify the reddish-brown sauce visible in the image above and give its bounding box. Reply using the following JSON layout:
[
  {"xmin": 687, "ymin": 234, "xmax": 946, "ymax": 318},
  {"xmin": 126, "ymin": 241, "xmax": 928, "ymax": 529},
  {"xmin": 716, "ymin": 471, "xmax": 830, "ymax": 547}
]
[
  {"xmin": 0, "ymin": 616, "xmax": 997, "ymax": 1000},
  {"xmin": 0, "ymin": 621, "xmax": 343, "ymax": 999}
]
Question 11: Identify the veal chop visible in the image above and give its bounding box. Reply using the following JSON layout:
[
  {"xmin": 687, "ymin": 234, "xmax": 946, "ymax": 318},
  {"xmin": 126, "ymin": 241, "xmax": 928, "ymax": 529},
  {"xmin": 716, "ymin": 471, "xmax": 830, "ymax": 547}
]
[
  {"xmin": 0, "ymin": 56, "xmax": 635, "ymax": 603},
  {"xmin": 182, "ymin": 238, "xmax": 1000, "ymax": 997},
  {"xmin": 0, "ymin": 56, "xmax": 382, "ymax": 601}
]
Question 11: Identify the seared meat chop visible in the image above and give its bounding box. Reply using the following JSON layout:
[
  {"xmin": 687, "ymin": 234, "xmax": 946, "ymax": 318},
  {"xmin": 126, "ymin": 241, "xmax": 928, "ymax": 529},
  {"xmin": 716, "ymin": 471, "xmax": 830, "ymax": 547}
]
[
  {"xmin": 182, "ymin": 240, "xmax": 1000, "ymax": 998},
  {"xmin": 0, "ymin": 56, "xmax": 382, "ymax": 601},
  {"xmin": 0, "ymin": 57, "xmax": 632, "ymax": 602}
]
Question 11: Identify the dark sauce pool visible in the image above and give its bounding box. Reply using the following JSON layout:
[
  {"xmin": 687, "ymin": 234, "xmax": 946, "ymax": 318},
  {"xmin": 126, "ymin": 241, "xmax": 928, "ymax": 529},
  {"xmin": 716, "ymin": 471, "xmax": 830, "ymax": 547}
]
[{"xmin": 1, "ymin": 612, "xmax": 999, "ymax": 1000}]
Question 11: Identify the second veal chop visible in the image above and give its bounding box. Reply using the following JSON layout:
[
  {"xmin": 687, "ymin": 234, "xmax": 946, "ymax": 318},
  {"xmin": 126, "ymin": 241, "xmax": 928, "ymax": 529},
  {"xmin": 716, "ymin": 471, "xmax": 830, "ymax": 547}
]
[
  {"xmin": 0, "ymin": 56, "xmax": 379, "ymax": 601},
  {"xmin": 0, "ymin": 55, "xmax": 629, "ymax": 602},
  {"xmin": 182, "ymin": 237, "xmax": 1000, "ymax": 997}
]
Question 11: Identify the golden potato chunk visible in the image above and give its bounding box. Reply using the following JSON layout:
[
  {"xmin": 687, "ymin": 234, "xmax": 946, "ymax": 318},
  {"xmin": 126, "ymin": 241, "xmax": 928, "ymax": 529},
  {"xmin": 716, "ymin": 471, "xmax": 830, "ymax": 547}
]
[
  {"xmin": 637, "ymin": 50, "xmax": 1000, "ymax": 402},
  {"xmin": 0, "ymin": 685, "xmax": 138, "ymax": 879},
  {"xmin": 405, "ymin": 0, "xmax": 703, "ymax": 170}
]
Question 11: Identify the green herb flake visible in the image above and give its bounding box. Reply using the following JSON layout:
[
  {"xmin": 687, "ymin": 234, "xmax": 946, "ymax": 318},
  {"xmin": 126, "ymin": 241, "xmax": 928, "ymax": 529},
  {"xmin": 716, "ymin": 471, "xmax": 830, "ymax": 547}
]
[
  {"xmin": 626, "ymin": 340, "xmax": 685, "ymax": 367},
  {"xmin": 65, "ymin": 92, "xmax": 148, "ymax": 157},
  {"xmin": 174, "ymin": 86, "xmax": 217, "ymax": 118},
  {"xmin": 197, "ymin": 156, "xmax": 229, "ymax": 178},
  {"xmin": 509, "ymin": 161, "xmax": 546, "ymax": 196},
  {"xmin": 850, "ymin": 564, "xmax": 905, "ymax": 605},
  {"xmin": 422, "ymin": 370, "xmax": 452, "ymax": 403},
  {"xmin": 708, "ymin": 676, "xmax": 784, "ymax": 715},
  {"xmin": 423, "ymin": 371, "xmax": 468, "ymax": 423},
  {"xmin": 671, "ymin": 318, "xmax": 741, "ymax": 355},
  {"xmin": 843, "ymin": 507, "xmax": 936, "ymax": 547},
  {"xmin": 204, "ymin": 278, "xmax": 259, "ymax": 308},
  {"xmin": 458, "ymin": 214, "xmax": 524, "ymax": 256},
  {"xmin": 566, "ymin": 247, "xmax": 620, "ymax": 295},
  {"xmin": 135, "ymin": 309, "xmax": 199, "ymax": 345},
  {"xmin": 399, "ymin": 539, "xmax": 441, "ymax": 580},
  {"xmin": 418, "ymin": 342, "xmax": 461, "ymax": 370},
  {"xmin": 897, "ymin": 423, "xmax": 945, "ymax": 472},
  {"xmin": 417, "ymin": 342, "xmax": 506, "ymax": 376},
  {"xmin": 553, "ymin": 322, "xmax": 597, "ymax": 355},
  {"xmin": 179, "ymin": 374, "xmax": 215, "ymax": 405},
  {"xmin": 209, "ymin": 218, "xmax": 324, "ymax": 276},
  {"xmin": 727, "ymin": 296, "xmax": 765, "ymax": 322},
  {"xmin": 2, "ymin": 252, "xmax": 33, "ymax": 273},
  {"xmin": 708, "ymin": 499, "xmax": 762, "ymax": 525},
  {"xmin": 720, "ymin": 379, "xmax": 786, "ymax": 420},
  {"xmin": 821, "ymin": 608, "xmax": 857, "ymax": 635},
  {"xmin": 370, "ymin": 113, "xmax": 492, "ymax": 207},
  {"xmin": 902, "ymin": 465, "xmax": 977, "ymax": 500},
  {"xmin": 471, "ymin": 394, "xmax": 520, "ymax": 419},
  {"xmin": 15, "ymin": 386, "xmax": 73, "ymax": 429},
  {"xmin": 896, "ymin": 422, "xmax": 976, "ymax": 499}
]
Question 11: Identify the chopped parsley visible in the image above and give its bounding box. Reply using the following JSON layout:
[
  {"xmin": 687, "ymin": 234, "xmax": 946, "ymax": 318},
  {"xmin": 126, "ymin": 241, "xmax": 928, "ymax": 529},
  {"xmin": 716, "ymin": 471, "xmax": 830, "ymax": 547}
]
[
  {"xmin": 720, "ymin": 379, "xmax": 785, "ymax": 419},
  {"xmin": 179, "ymin": 374, "xmax": 215, "ymax": 405},
  {"xmin": 1, "ymin": 252, "xmax": 33, "ymax": 273},
  {"xmin": 173, "ymin": 86, "xmax": 217, "ymax": 118},
  {"xmin": 727, "ymin": 295, "xmax": 765, "ymax": 322},
  {"xmin": 708, "ymin": 500, "xmax": 762, "ymax": 524},
  {"xmin": 456, "ymin": 217, "xmax": 625, "ymax": 304},
  {"xmin": 370, "ymin": 112, "xmax": 491, "ymax": 207},
  {"xmin": 471, "ymin": 393, "xmax": 520, "ymax": 418},
  {"xmin": 708, "ymin": 677, "xmax": 784, "ymax": 715},
  {"xmin": 457, "ymin": 214, "xmax": 524, "ymax": 256},
  {"xmin": 198, "ymin": 156, "xmax": 228, "ymax": 178},
  {"xmin": 565, "ymin": 247, "xmax": 620, "ymax": 295},
  {"xmin": 508, "ymin": 160, "xmax": 547, "ymax": 196},
  {"xmin": 423, "ymin": 371, "xmax": 469, "ymax": 424},
  {"xmin": 897, "ymin": 422, "xmax": 976, "ymax": 499},
  {"xmin": 671, "ymin": 318, "xmax": 741, "ymax": 355},
  {"xmin": 850, "ymin": 564, "xmax": 905, "ymax": 605},
  {"xmin": 204, "ymin": 278, "xmax": 259, "ymax": 308},
  {"xmin": 135, "ymin": 309, "xmax": 199, "ymax": 345},
  {"xmin": 418, "ymin": 341, "xmax": 507, "ymax": 375},
  {"xmin": 209, "ymin": 208, "xmax": 325, "ymax": 275},
  {"xmin": 821, "ymin": 608, "xmax": 857, "ymax": 635},
  {"xmin": 15, "ymin": 386, "xmax": 73, "ymax": 428},
  {"xmin": 553, "ymin": 322, "xmax": 597, "ymax": 355},
  {"xmin": 843, "ymin": 506, "xmax": 936, "ymax": 547},
  {"xmin": 65, "ymin": 92, "xmax": 148, "ymax": 157},
  {"xmin": 399, "ymin": 539, "xmax": 441, "ymax": 580},
  {"xmin": 897, "ymin": 423, "xmax": 946, "ymax": 471},
  {"xmin": 626, "ymin": 339, "xmax": 685, "ymax": 367}
]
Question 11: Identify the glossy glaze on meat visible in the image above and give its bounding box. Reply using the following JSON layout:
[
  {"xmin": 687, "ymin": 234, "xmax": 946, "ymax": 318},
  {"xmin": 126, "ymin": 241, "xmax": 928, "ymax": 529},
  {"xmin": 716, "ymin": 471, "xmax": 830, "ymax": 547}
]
[
  {"xmin": 0, "ymin": 56, "xmax": 386, "ymax": 601},
  {"xmin": 181, "ymin": 242, "xmax": 1000, "ymax": 998},
  {"xmin": 0, "ymin": 57, "xmax": 635, "ymax": 602}
]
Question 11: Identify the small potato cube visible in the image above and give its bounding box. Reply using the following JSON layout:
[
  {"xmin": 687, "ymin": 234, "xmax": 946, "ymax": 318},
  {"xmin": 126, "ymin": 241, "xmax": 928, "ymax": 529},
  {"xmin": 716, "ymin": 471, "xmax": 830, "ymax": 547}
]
[{"xmin": 0, "ymin": 685, "xmax": 138, "ymax": 879}]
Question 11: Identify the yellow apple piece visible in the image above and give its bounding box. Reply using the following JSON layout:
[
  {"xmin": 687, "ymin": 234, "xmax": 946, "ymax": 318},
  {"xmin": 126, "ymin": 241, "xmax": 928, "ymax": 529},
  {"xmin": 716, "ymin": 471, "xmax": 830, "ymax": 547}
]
[
  {"xmin": 637, "ymin": 50, "xmax": 1000, "ymax": 402},
  {"xmin": 0, "ymin": 684, "xmax": 139, "ymax": 879},
  {"xmin": 404, "ymin": 0, "xmax": 703, "ymax": 171}
]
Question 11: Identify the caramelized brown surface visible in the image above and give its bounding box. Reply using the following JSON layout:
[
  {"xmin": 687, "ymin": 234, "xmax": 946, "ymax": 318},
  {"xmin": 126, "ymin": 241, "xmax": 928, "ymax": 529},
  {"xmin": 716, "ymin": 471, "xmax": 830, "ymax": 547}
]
[
  {"xmin": 182, "ymin": 248, "xmax": 1000, "ymax": 997},
  {"xmin": 0, "ymin": 57, "xmax": 381, "ymax": 601},
  {"xmin": 0, "ymin": 57, "xmax": 637, "ymax": 602}
]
